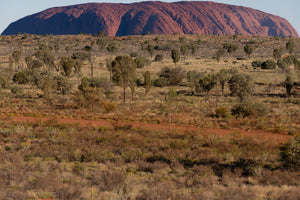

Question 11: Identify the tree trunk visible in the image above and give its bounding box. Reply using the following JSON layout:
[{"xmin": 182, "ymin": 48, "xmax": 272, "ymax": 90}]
[
  {"xmin": 91, "ymin": 62, "xmax": 94, "ymax": 78},
  {"xmin": 221, "ymin": 84, "xmax": 225, "ymax": 96},
  {"xmin": 109, "ymin": 68, "xmax": 112, "ymax": 80},
  {"xmin": 123, "ymin": 85, "xmax": 126, "ymax": 104}
]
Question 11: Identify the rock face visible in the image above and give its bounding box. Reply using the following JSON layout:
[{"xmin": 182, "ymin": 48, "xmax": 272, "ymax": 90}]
[{"xmin": 2, "ymin": 1, "xmax": 299, "ymax": 37}]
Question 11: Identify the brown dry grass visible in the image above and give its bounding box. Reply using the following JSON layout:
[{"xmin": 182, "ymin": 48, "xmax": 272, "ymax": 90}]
[{"xmin": 0, "ymin": 33, "xmax": 299, "ymax": 199}]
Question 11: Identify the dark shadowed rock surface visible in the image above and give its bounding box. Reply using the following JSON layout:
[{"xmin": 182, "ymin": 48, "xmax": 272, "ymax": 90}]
[{"xmin": 2, "ymin": 1, "xmax": 298, "ymax": 37}]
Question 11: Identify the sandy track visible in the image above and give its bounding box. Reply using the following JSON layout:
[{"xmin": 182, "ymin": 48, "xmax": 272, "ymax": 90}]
[{"xmin": 0, "ymin": 114, "xmax": 292, "ymax": 143}]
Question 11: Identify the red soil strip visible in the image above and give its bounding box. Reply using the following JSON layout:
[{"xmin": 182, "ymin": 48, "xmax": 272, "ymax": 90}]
[{"xmin": 0, "ymin": 114, "xmax": 292, "ymax": 143}]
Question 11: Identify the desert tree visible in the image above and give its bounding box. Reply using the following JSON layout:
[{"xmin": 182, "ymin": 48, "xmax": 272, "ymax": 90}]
[
  {"xmin": 284, "ymin": 73, "xmax": 294, "ymax": 96},
  {"xmin": 277, "ymin": 59, "xmax": 289, "ymax": 72},
  {"xmin": 12, "ymin": 49, "xmax": 22, "ymax": 70},
  {"xmin": 286, "ymin": 38, "xmax": 295, "ymax": 55},
  {"xmin": 146, "ymin": 44, "xmax": 155, "ymax": 58},
  {"xmin": 65, "ymin": 46, "xmax": 70, "ymax": 53},
  {"xmin": 244, "ymin": 44, "xmax": 254, "ymax": 58},
  {"xmin": 71, "ymin": 51, "xmax": 92, "ymax": 77},
  {"xmin": 157, "ymin": 66, "xmax": 186, "ymax": 86},
  {"xmin": 76, "ymin": 77, "xmax": 108, "ymax": 111},
  {"xmin": 89, "ymin": 39, "xmax": 95, "ymax": 47},
  {"xmin": 83, "ymin": 87, "xmax": 103, "ymax": 111},
  {"xmin": 96, "ymin": 38, "xmax": 107, "ymax": 52},
  {"xmin": 180, "ymin": 44, "xmax": 188, "ymax": 61},
  {"xmin": 198, "ymin": 73, "xmax": 217, "ymax": 95},
  {"xmin": 73, "ymin": 59, "xmax": 83, "ymax": 75},
  {"xmin": 187, "ymin": 70, "xmax": 202, "ymax": 94},
  {"xmin": 180, "ymin": 43, "xmax": 188, "ymax": 55},
  {"xmin": 171, "ymin": 49, "xmax": 180, "ymax": 66},
  {"xmin": 78, "ymin": 77, "xmax": 90, "ymax": 92},
  {"xmin": 154, "ymin": 37, "xmax": 159, "ymax": 44},
  {"xmin": 140, "ymin": 42, "xmax": 147, "ymax": 55},
  {"xmin": 111, "ymin": 55, "xmax": 136, "ymax": 104},
  {"xmin": 25, "ymin": 56, "xmax": 33, "ymax": 70},
  {"xmin": 223, "ymin": 43, "xmax": 238, "ymax": 54},
  {"xmin": 35, "ymin": 44, "xmax": 56, "ymax": 72},
  {"xmin": 273, "ymin": 48, "xmax": 284, "ymax": 60},
  {"xmin": 190, "ymin": 43, "xmax": 198, "ymax": 56},
  {"xmin": 179, "ymin": 36, "xmax": 186, "ymax": 44},
  {"xmin": 106, "ymin": 43, "xmax": 118, "ymax": 54},
  {"xmin": 54, "ymin": 75, "xmax": 72, "ymax": 95},
  {"xmin": 280, "ymin": 136, "xmax": 300, "ymax": 170},
  {"xmin": 129, "ymin": 80, "xmax": 136, "ymax": 101},
  {"xmin": 60, "ymin": 56, "xmax": 75, "ymax": 77},
  {"xmin": 74, "ymin": 86, "xmax": 103, "ymax": 112},
  {"xmin": 40, "ymin": 76, "xmax": 55, "ymax": 100},
  {"xmin": 228, "ymin": 73, "xmax": 254, "ymax": 101},
  {"xmin": 25, "ymin": 55, "xmax": 43, "ymax": 71},
  {"xmin": 54, "ymin": 40, "xmax": 60, "ymax": 53},
  {"xmin": 106, "ymin": 59, "xmax": 113, "ymax": 80},
  {"xmin": 216, "ymin": 49, "xmax": 225, "ymax": 62},
  {"xmin": 216, "ymin": 69, "xmax": 229, "ymax": 96},
  {"xmin": 71, "ymin": 58, "xmax": 83, "ymax": 86},
  {"xmin": 168, "ymin": 67, "xmax": 186, "ymax": 86}
]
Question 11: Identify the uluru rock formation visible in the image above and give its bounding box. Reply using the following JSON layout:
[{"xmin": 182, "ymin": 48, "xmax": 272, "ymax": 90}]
[{"xmin": 2, "ymin": 1, "xmax": 299, "ymax": 37}]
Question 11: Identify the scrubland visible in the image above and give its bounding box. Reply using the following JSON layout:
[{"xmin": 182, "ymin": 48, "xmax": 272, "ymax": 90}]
[{"xmin": 0, "ymin": 33, "xmax": 299, "ymax": 199}]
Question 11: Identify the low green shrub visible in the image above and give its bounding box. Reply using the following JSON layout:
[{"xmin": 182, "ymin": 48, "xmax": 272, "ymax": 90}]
[
  {"xmin": 280, "ymin": 136, "xmax": 300, "ymax": 170},
  {"xmin": 261, "ymin": 60, "xmax": 276, "ymax": 69},
  {"xmin": 223, "ymin": 43, "xmax": 238, "ymax": 53},
  {"xmin": 251, "ymin": 60, "xmax": 262, "ymax": 68},
  {"xmin": 153, "ymin": 77, "xmax": 168, "ymax": 87},
  {"xmin": 101, "ymin": 100, "xmax": 116, "ymax": 113},
  {"xmin": 154, "ymin": 54, "xmax": 164, "ymax": 62},
  {"xmin": 0, "ymin": 76, "xmax": 8, "ymax": 88},
  {"xmin": 13, "ymin": 71, "xmax": 29, "ymax": 84},
  {"xmin": 83, "ymin": 45, "xmax": 92, "ymax": 51},
  {"xmin": 54, "ymin": 75, "xmax": 73, "ymax": 95},
  {"xmin": 157, "ymin": 67, "xmax": 186, "ymax": 86},
  {"xmin": 231, "ymin": 101, "xmax": 269, "ymax": 117},
  {"xmin": 134, "ymin": 57, "xmax": 149, "ymax": 68},
  {"xmin": 130, "ymin": 52, "xmax": 138, "ymax": 57},
  {"xmin": 154, "ymin": 44, "xmax": 171, "ymax": 51},
  {"xmin": 10, "ymin": 85, "xmax": 23, "ymax": 94},
  {"xmin": 215, "ymin": 106, "xmax": 228, "ymax": 118}
]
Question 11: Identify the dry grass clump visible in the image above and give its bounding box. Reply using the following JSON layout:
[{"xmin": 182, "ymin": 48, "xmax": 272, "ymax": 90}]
[
  {"xmin": 90, "ymin": 170, "xmax": 126, "ymax": 192},
  {"xmin": 54, "ymin": 184, "xmax": 83, "ymax": 200},
  {"xmin": 255, "ymin": 169, "xmax": 300, "ymax": 186},
  {"xmin": 136, "ymin": 182, "xmax": 194, "ymax": 200},
  {"xmin": 272, "ymin": 188, "xmax": 300, "ymax": 200},
  {"xmin": 218, "ymin": 186, "xmax": 258, "ymax": 200}
]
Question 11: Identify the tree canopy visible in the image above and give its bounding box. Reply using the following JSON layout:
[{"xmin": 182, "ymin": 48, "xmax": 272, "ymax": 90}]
[{"xmin": 112, "ymin": 55, "xmax": 136, "ymax": 103}]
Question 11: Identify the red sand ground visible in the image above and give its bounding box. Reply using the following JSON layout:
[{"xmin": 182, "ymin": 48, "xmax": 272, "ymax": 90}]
[{"xmin": 0, "ymin": 114, "xmax": 292, "ymax": 144}]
